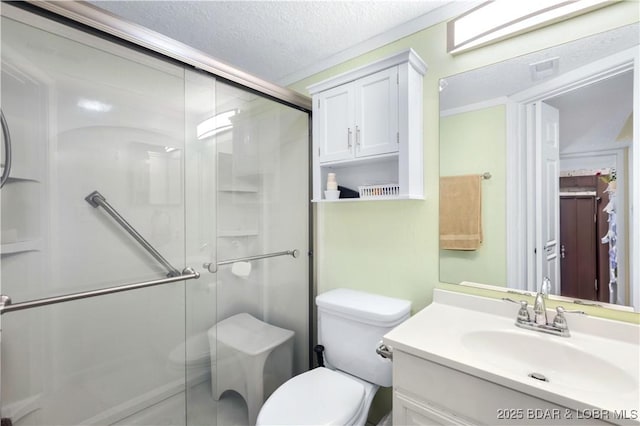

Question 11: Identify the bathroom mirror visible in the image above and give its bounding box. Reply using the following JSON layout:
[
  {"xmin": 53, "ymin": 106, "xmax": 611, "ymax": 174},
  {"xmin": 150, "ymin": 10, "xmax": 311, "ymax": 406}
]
[{"xmin": 439, "ymin": 23, "xmax": 639, "ymax": 312}]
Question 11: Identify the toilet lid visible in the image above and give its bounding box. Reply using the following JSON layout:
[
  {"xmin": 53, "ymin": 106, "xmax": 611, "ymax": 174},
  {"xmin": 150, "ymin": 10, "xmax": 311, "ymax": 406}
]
[
  {"xmin": 168, "ymin": 332, "xmax": 210, "ymax": 367},
  {"xmin": 257, "ymin": 367, "xmax": 365, "ymax": 426}
]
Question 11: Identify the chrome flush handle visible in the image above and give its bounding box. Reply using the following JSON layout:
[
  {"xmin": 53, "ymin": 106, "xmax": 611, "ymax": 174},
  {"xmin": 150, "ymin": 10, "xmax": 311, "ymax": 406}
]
[{"xmin": 376, "ymin": 342, "xmax": 393, "ymax": 360}]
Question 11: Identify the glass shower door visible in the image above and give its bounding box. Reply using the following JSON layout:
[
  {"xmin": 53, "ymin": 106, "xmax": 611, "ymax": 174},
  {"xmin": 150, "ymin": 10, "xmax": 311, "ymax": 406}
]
[
  {"xmin": 197, "ymin": 81, "xmax": 309, "ymax": 426},
  {"xmin": 1, "ymin": 6, "xmax": 196, "ymax": 425},
  {"xmin": 1, "ymin": 5, "xmax": 311, "ymax": 426}
]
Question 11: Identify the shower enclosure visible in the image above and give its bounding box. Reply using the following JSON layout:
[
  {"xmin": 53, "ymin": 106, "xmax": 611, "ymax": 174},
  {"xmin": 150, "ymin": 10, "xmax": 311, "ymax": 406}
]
[{"xmin": 0, "ymin": 3, "xmax": 311, "ymax": 425}]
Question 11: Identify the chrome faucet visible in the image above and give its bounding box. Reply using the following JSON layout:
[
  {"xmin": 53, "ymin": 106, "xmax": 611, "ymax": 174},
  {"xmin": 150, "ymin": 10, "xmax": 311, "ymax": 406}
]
[
  {"xmin": 503, "ymin": 278, "xmax": 585, "ymax": 337},
  {"xmin": 533, "ymin": 277, "xmax": 550, "ymax": 325}
]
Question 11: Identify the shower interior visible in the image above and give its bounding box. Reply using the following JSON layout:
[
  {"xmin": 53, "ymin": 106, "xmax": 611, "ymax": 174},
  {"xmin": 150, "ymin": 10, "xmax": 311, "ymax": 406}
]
[{"xmin": 0, "ymin": 4, "xmax": 310, "ymax": 425}]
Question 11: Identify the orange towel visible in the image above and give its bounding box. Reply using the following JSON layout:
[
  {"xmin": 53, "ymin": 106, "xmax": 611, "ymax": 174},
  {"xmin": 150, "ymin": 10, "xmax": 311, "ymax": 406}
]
[{"xmin": 439, "ymin": 175, "xmax": 483, "ymax": 250}]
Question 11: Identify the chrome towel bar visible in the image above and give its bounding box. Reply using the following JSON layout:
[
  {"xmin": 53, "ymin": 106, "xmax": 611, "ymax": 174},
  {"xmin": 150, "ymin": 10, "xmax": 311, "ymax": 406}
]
[
  {"xmin": 0, "ymin": 268, "xmax": 199, "ymax": 315},
  {"xmin": 203, "ymin": 249, "xmax": 299, "ymax": 273},
  {"xmin": 85, "ymin": 190, "xmax": 181, "ymax": 277}
]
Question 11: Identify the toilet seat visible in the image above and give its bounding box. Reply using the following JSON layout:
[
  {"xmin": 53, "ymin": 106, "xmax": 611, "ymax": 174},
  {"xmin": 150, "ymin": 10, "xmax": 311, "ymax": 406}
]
[
  {"xmin": 169, "ymin": 332, "xmax": 211, "ymax": 368},
  {"xmin": 257, "ymin": 367, "xmax": 366, "ymax": 426}
]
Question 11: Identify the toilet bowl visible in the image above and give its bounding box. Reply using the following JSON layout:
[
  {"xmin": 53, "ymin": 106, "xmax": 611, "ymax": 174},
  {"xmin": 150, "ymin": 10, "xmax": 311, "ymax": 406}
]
[
  {"xmin": 258, "ymin": 367, "xmax": 377, "ymax": 425},
  {"xmin": 168, "ymin": 331, "xmax": 211, "ymax": 383},
  {"xmin": 257, "ymin": 289, "xmax": 411, "ymax": 426}
]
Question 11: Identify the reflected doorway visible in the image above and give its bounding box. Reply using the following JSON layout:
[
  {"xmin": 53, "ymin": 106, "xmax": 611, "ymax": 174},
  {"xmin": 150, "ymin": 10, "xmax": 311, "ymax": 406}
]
[{"xmin": 559, "ymin": 174, "xmax": 611, "ymax": 303}]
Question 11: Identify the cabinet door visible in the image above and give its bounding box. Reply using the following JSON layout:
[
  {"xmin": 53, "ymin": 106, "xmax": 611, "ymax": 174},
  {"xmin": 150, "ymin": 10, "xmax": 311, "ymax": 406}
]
[
  {"xmin": 354, "ymin": 66, "xmax": 399, "ymax": 158},
  {"xmin": 315, "ymin": 83, "xmax": 354, "ymax": 163},
  {"xmin": 394, "ymin": 392, "xmax": 475, "ymax": 426}
]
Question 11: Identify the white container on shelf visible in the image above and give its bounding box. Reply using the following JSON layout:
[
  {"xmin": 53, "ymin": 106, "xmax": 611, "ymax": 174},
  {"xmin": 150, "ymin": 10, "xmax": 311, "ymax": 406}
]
[
  {"xmin": 358, "ymin": 184, "xmax": 400, "ymax": 198},
  {"xmin": 324, "ymin": 190, "xmax": 340, "ymax": 200}
]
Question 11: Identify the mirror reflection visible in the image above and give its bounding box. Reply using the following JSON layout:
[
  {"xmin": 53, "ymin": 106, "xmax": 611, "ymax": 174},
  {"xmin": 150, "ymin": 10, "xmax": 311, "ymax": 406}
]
[{"xmin": 439, "ymin": 23, "xmax": 639, "ymax": 312}]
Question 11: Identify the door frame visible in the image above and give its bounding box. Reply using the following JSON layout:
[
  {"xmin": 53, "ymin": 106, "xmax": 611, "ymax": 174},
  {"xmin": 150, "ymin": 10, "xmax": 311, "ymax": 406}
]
[{"xmin": 506, "ymin": 47, "xmax": 638, "ymax": 309}]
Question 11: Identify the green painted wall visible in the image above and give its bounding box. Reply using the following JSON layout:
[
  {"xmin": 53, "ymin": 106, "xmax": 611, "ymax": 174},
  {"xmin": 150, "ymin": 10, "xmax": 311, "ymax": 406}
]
[
  {"xmin": 439, "ymin": 105, "xmax": 507, "ymax": 286},
  {"xmin": 290, "ymin": 4, "xmax": 639, "ymax": 421},
  {"xmin": 291, "ymin": 1, "xmax": 639, "ymax": 319}
]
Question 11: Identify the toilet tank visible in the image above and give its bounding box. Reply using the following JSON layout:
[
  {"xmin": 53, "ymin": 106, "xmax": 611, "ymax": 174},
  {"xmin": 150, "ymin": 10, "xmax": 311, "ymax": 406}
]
[{"xmin": 316, "ymin": 288, "xmax": 411, "ymax": 387}]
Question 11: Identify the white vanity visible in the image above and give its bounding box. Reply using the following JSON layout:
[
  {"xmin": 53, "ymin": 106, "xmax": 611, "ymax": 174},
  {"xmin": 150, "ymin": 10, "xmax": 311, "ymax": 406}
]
[{"xmin": 383, "ymin": 289, "xmax": 640, "ymax": 425}]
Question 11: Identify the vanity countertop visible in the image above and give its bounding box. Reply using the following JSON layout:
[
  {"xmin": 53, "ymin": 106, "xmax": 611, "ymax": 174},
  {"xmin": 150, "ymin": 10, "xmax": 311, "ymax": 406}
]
[{"xmin": 384, "ymin": 289, "xmax": 640, "ymax": 421}]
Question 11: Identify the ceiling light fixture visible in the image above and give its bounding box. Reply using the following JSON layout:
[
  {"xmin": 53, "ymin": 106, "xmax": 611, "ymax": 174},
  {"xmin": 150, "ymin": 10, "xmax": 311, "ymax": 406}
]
[{"xmin": 448, "ymin": 0, "xmax": 612, "ymax": 54}]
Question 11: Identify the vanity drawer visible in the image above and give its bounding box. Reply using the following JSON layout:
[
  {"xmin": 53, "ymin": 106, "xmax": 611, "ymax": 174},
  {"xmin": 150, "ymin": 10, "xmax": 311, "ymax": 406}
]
[{"xmin": 393, "ymin": 350, "xmax": 609, "ymax": 425}]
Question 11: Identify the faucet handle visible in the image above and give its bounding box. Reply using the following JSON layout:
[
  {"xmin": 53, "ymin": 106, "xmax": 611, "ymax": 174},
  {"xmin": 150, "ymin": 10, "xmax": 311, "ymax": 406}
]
[
  {"xmin": 552, "ymin": 306, "xmax": 586, "ymax": 331},
  {"xmin": 502, "ymin": 298, "xmax": 530, "ymax": 323},
  {"xmin": 517, "ymin": 300, "xmax": 530, "ymax": 323},
  {"xmin": 552, "ymin": 306, "xmax": 569, "ymax": 331}
]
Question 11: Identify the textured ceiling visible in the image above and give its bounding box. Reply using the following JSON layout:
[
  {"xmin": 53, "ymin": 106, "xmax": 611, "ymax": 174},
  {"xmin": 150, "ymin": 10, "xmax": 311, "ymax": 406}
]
[{"xmin": 88, "ymin": 1, "xmax": 452, "ymax": 85}]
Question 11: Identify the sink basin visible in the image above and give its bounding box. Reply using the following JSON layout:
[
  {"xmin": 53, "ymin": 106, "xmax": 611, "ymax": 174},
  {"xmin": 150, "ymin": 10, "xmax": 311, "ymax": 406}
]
[
  {"xmin": 462, "ymin": 329, "xmax": 637, "ymax": 393},
  {"xmin": 383, "ymin": 289, "xmax": 640, "ymax": 416}
]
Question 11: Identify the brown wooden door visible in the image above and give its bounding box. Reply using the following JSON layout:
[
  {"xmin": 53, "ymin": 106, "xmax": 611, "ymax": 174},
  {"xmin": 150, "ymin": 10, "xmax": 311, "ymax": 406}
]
[{"xmin": 560, "ymin": 196, "xmax": 598, "ymax": 300}]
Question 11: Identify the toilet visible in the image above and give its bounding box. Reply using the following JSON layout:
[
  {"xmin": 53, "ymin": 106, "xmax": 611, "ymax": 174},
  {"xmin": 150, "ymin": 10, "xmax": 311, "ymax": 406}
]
[
  {"xmin": 168, "ymin": 332, "xmax": 211, "ymax": 384},
  {"xmin": 257, "ymin": 288, "xmax": 411, "ymax": 426}
]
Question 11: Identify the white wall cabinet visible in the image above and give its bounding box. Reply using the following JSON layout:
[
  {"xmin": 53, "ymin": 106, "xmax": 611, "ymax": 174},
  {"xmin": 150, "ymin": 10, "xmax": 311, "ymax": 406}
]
[
  {"xmin": 355, "ymin": 67, "xmax": 400, "ymax": 158},
  {"xmin": 308, "ymin": 49, "xmax": 426, "ymax": 202},
  {"xmin": 315, "ymin": 83, "xmax": 353, "ymax": 163},
  {"xmin": 315, "ymin": 66, "xmax": 399, "ymax": 163}
]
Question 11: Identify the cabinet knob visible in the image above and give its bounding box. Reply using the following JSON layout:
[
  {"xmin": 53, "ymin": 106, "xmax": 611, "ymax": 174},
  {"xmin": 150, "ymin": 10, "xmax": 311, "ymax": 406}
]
[{"xmin": 347, "ymin": 127, "xmax": 353, "ymax": 150}]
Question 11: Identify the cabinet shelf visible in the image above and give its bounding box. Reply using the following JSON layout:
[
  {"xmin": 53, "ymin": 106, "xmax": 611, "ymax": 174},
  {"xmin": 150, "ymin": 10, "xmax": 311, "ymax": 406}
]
[
  {"xmin": 218, "ymin": 186, "xmax": 259, "ymax": 193},
  {"xmin": 319, "ymin": 152, "xmax": 398, "ymax": 168},
  {"xmin": 5, "ymin": 175, "xmax": 40, "ymax": 183},
  {"xmin": 218, "ymin": 230, "xmax": 259, "ymax": 238},
  {"xmin": 312, "ymin": 195, "xmax": 422, "ymax": 203}
]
